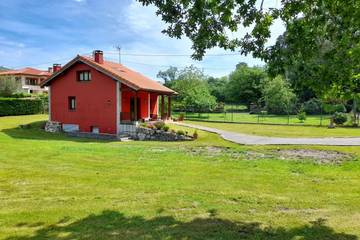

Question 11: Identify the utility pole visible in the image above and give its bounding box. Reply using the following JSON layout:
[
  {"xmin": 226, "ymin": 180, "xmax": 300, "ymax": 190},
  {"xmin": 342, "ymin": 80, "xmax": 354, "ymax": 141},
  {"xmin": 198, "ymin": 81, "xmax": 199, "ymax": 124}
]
[{"xmin": 114, "ymin": 45, "xmax": 121, "ymax": 64}]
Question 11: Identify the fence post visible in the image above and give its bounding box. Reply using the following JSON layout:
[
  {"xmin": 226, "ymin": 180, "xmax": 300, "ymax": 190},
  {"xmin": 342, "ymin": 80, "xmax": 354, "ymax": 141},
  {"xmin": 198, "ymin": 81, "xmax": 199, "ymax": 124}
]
[
  {"xmin": 231, "ymin": 104, "xmax": 234, "ymax": 122},
  {"xmin": 320, "ymin": 103, "xmax": 323, "ymax": 126}
]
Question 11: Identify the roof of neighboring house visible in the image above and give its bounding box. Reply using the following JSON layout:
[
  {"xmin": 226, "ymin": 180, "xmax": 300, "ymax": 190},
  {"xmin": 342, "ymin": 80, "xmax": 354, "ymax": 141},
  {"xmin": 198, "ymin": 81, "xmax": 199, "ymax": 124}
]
[
  {"xmin": 0, "ymin": 67, "xmax": 51, "ymax": 77},
  {"xmin": 41, "ymin": 55, "xmax": 176, "ymax": 95}
]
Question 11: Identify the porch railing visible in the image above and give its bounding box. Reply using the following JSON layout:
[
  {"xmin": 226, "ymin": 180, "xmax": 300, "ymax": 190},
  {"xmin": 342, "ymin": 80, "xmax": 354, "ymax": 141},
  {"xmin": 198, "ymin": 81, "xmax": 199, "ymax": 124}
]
[{"xmin": 120, "ymin": 112, "xmax": 160, "ymax": 123}]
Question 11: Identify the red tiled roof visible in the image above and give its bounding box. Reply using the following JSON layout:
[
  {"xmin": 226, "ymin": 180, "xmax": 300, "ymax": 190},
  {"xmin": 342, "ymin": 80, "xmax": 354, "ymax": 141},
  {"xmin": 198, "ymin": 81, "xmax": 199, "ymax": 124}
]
[
  {"xmin": 42, "ymin": 55, "xmax": 176, "ymax": 95},
  {"xmin": 0, "ymin": 67, "xmax": 51, "ymax": 77}
]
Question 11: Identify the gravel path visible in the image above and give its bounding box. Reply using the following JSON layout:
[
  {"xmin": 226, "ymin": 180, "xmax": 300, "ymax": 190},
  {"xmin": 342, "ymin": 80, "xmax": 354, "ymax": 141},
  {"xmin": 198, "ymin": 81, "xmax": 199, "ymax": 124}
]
[{"xmin": 173, "ymin": 122, "xmax": 360, "ymax": 146}]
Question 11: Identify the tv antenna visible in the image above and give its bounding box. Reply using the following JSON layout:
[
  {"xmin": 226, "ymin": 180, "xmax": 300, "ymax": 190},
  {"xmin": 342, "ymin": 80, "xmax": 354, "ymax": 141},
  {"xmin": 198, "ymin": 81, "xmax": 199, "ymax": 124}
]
[{"xmin": 114, "ymin": 45, "xmax": 122, "ymax": 64}]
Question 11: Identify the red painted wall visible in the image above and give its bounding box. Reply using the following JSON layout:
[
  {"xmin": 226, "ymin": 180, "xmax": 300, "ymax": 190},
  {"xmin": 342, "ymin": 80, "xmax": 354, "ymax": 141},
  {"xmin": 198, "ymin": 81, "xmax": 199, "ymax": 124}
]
[
  {"xmin": 120, "ymin": 84, "xmax": 158, "ymax": 120},
  {"xmin": 50, "ymin": 62, "xmax": 117, "ymax": 134}
]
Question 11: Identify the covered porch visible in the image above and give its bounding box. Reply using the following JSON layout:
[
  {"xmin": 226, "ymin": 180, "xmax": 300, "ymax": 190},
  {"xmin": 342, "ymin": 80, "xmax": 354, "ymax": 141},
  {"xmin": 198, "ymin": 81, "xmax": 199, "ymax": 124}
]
[{"xmin": 117, "ymin": 83, "xmax": 173, "ymax": 134}]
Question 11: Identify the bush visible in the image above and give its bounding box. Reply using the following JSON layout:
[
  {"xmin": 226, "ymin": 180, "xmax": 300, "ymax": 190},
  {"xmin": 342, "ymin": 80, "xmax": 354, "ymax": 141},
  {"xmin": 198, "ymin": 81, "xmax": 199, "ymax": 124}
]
[
  {"xmin": 177, "ymin": 130, "xmax": 185, "ymax": 135},
  {"xmin": 36, "ymin": 94, "xmax": 49, "ymax": 113},
  {"xmin": 153, "ymin": 121, "xmax": 165, "ymax": 130},
  {"xmin": 162, "ymin": 125, "xmax": 169, "ymax": 132},
  {"xmin": 10, "ymin": 92, "xmax": 32, "ymax": 98},
  {"xmin": 323, "ymin": 103, "xmax": 346, "ymax": 114},
  {"xmin": 0, "ymin": 98, "xmax": 43, "ymax": 116},
  {"xmin": 262, "ymin": 76, "xmax": 297, "ymax": 114},
  {"xmin": 213, "ymin": 102, "xmax": 225, "ymax": 113},
  {"xmin": 297, "ymin": 107, "xmax": 307, "ymax": 123},
  {"xmin": 193, "ymin": 130, "xmax": 198, "ymax": 139},
  {"xmin": 178, "ymin": 113, "xmax": 185, "ymax": 121},
  {"xmin": 333, "ymin": 112, "xmax": 348, "ymax": 125},
  {"xmin": 0, "ymin": 76, "xmax": 21, "ymax": 97},
  {"xmin": 304, "ymin": 98, "xmax": 322, "ymax": 114}
]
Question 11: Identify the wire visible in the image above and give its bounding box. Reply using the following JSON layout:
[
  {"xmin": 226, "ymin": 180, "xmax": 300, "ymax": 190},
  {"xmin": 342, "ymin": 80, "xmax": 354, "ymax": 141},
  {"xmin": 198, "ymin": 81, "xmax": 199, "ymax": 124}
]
[
  {"xmin": 104, "ymin": 51, "xmax": 242, "ymax": 57},
  {"xmin": 9, "ymin": 51, "xmax": 93, "ymax": 69},
  {"xmin": 6, "ymin": 51, "xmax": 238, "ymax": 71},
  {"xmin": 116, "ymin": 59, "xmax": 234, "ymax": 71}
]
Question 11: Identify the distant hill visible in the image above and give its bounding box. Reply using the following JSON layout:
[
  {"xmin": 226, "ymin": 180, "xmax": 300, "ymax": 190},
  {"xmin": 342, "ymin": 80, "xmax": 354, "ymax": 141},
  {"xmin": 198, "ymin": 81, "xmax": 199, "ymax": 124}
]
[{"xmin": 0, "ymin": 66, "xmax": 10, "ymax": 72}]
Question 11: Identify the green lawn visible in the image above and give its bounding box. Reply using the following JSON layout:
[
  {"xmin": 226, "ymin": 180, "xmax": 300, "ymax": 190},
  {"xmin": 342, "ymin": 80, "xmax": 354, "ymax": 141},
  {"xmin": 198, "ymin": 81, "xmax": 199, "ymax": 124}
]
[
  {"xmin": 173, "ymin": 112, "xmax": 332, "ymax": 126},
  {"xmin": 1, "ymin": 115, "xmax": 360, "ymax": 239},
  {"xmin": 184, "ymin": 120, "xmax": 360, "ymax": 138}
]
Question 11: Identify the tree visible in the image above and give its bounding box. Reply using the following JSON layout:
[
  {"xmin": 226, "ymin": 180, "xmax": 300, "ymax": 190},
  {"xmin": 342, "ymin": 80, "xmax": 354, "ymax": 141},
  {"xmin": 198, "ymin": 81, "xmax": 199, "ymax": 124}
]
[
  {"xmin": 0, "ymin": 76, "xmax": 21, "ymax": 97},
  {"xmin": 156, "ymin": 66, "xmax": 178, "ymax": 87},
  {"xmin": 138, "ymin": 1, "xmax": 359, "ymax": 62},
  {"xmin": 137, "ymin": 0, "xmax": 276, "ymax": 59},
  {"xmin": 265, "ymin": 1, "xmax": 360, "ymax": 120},
  {"xmin": 262, "ymin": 76, "xmax": 296, "ymax": 115},
  {"xmin": 207, "ymin": 76, "xmax": 227, "ymax": 103},
  {"xmin": 168, "ymin": 66, "xmax": 217, "ymax": 112},
  {"xmin": 226, "ymin": 62, "xmax": 266, "ymax": 109}
]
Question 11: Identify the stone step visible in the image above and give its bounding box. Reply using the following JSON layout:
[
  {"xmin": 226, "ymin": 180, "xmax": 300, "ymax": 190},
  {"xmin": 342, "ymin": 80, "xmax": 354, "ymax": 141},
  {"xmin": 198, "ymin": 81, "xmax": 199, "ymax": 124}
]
[{"xmin": 119, "ymin": 137, "xmax": 133, "ymax": 142}]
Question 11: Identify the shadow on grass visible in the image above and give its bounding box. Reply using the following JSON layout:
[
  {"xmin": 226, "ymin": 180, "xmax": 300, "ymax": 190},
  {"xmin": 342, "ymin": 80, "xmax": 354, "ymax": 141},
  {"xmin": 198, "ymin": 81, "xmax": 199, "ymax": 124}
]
[
  {"xmin": 7, "ymin": 210, "xmax": 357, "ymax": 240},
  {"xmin": 1, "ymin": 121, "xmax": 114, "ymax": 143}
]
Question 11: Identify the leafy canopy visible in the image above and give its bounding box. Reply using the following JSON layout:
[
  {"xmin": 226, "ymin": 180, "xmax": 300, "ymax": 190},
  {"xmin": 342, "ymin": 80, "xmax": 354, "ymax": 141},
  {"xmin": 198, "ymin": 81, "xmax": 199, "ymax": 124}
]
[{"xmin": 226, "ymin": 62, "xmax": 266, "ymax": 107}]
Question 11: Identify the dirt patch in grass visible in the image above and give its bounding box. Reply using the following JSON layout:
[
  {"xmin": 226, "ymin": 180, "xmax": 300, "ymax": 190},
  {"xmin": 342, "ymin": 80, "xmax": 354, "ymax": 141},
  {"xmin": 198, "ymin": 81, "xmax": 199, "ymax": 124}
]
[
  {"xmin": 276, "ymin": 149, "xmax": 353, "ymax": 165},
  {"xmin": 186, "ymin": 146, "xmax": 354, "ymax": 165},
  {"xmin": 186, "ymin": 146, "xmax": 272, "ymax": 160}
]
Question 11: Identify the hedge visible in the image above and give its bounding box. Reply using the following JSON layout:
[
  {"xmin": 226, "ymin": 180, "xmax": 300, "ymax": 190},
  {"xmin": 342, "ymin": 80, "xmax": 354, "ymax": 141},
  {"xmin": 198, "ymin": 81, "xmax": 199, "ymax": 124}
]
[{"xmin": 0, "ymin": 98, "xmax": 43, "ymax": 116}]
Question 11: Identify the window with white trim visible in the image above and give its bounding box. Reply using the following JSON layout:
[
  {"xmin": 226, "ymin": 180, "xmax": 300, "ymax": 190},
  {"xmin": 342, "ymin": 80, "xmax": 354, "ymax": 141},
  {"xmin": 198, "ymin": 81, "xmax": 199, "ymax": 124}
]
[{"xmin": 78, "ymin": 71, "xmax": 91, "ymax": 81}]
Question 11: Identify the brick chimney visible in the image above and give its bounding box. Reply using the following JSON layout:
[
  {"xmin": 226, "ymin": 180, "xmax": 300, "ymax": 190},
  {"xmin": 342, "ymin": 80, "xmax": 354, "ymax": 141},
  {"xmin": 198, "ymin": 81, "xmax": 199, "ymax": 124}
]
[
  {"xmin": 93, "ymin": 50, "xmax": 104, "ymax": 64},
  {"xmin": 53, "ymin": 64, "xmax": 61, "ymax": 72}
]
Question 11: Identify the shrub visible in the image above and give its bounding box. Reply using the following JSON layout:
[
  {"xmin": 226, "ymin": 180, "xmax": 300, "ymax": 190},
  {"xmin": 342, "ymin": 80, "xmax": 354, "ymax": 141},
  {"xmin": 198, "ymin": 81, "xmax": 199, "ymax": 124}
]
[
  {"xmin": 146, "ymin": 123, "xmax": 154, "ymax": 129},
  {"xmin": 333, "ymin": 112, "xmax": 348, "ymax": 125},
  {"xmin": 177, "ymin": 130, "xmax": 185, "ymax": 135},
  {"xmin": 0, "ymin": 98, "xmax": 43, "ymax": 116},
  {"xmin": 193, "ymin": 130, "xmax": 198, "ymax": 139},
  {"xmin": 262, "ymin": 75, "xmax": 297, "ymax": 114},
  {"xmin": 213, "ymin": 102, "xmax": 225, "ymax": 113},
  {"xmin": 36, "ymin": 94, "xmax": 49, "ymax": 113},
  {"xmin": 10, "ymin": 92, "xmax": 32, "ymax": 98},
  {"xmin": 323, "ymin": 103, "xmax": 346, "ymax": 114},
  {"xmin": 178, "ymin": 113, "xmax": 185, "ymax": 121},
  {"xmin": 0, "ymin": 76, "xmax": 21, "ymax": 97},
  {"xmin": 297, "ymin": 106, "xmax": 307, "ymax": 123},
  {"xmin": 162, "ymin": 125, "xmax": 170, "ymax": 132},
  {"xmin": 304, "ymin": 98, "xmax": 322, "ymax": 114},
  {"xmin": 153, "ymin": 121, "xmax": 165, "ymax": 130}
]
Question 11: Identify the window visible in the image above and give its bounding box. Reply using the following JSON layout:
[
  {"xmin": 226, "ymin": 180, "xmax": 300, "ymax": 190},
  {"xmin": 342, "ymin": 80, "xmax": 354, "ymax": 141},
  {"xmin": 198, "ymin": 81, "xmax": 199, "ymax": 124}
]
[
  {"xmin": 68, "ymin": 96, "xmax": 76, "ymax": 111},
  {"xmin": 78, "ymin": 71, "xmax": 91, "ymax": 81},
  {"xmin": 25, "ymin": 78, "xmax": 38, "ymax": 85}
]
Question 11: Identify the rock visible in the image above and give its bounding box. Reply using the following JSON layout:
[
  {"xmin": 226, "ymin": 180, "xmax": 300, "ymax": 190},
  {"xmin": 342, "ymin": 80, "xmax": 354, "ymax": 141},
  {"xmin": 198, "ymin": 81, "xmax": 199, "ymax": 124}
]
[
  {"xmin": 45, "ymin": 121, "xmax": 62, "ymax": 133},
  {"xmin": 134, "ymin": 126, "xmax": 193, "ymax": 141}
]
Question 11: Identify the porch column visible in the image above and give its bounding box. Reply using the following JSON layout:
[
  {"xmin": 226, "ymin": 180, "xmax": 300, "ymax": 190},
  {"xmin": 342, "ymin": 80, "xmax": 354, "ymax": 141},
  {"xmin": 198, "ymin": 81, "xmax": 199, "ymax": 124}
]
[
  {"xmin": 48, "ymin": 86, "xmax": 51, "ymax": 121},
  {"xmin": 161, "ymin": 95, "xmax": 165, "ymax": 120},
  {"xmin": 167, "ymin": 95, "xmax": 171, "ymax": 120},
  {"xmin": 134, "ymin": 91, "xmax": 138, "ymax": 121},
  {"xmin": 116, "ymin": 81, "xmax": 120, "ymax": 134},
  {"xmin": 148, "ymin": 93, "xmax": 151, "ymax": 119}
]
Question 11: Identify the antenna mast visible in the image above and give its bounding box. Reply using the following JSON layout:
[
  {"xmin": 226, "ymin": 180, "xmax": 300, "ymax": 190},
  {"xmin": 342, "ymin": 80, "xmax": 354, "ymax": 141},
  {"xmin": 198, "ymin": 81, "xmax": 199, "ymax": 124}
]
[{"xmin": 114, "ymin": 45, "xmax": 122, "ymax": 64}]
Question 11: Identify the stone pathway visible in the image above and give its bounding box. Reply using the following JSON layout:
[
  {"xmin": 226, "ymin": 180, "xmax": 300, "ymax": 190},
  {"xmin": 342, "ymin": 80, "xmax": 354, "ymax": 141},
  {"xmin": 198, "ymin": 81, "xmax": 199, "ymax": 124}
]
[{"xmin": 173, "ymin": 122, "xmax": 360, "ymax": 146}]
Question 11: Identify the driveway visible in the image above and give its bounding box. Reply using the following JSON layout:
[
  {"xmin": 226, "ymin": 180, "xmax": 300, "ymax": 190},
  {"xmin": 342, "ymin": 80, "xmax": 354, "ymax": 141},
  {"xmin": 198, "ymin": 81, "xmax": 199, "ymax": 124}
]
[{"xmin": 173, "ymin": 122, "xmax": 360, "ymax": 146}]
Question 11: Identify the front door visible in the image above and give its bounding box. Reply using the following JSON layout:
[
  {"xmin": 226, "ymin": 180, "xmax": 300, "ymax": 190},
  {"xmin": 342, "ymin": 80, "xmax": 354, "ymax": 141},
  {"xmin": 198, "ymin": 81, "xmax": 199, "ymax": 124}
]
[{"xmin": 130, "ymin": 97, "xmax": 141, "ymax": 121}]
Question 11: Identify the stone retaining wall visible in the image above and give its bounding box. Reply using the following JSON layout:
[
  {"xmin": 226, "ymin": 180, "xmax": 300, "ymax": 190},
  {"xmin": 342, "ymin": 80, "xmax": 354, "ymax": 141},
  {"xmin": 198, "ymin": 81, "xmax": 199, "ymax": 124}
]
[
  {"xmin": 45, "ymin": 121, "xmax": 62, "ymax": 133},
  {"xmin": 132, "ymin": 127, "xmax": 192, "ymax": 141}
]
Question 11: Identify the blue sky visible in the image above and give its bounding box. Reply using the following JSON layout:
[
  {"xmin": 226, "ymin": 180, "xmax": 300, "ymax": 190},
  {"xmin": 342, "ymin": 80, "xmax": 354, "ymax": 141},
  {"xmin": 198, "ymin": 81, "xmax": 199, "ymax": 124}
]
[{"xmin": 0, "ymin": 0, "xmax": 285, "ymax": 80}]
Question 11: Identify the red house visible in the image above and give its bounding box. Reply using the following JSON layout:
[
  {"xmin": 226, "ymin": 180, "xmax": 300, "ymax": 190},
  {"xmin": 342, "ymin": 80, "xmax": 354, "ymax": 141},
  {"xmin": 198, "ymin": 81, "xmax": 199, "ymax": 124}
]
[{"xmin": 42, "ymin": 50, "xmax": 176, "ymax": 135}]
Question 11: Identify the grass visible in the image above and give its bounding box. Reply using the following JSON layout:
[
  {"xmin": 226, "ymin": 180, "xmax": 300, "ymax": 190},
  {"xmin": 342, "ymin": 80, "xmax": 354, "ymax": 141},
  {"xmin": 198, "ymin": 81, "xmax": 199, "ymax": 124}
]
[
  {"xmin": 1, "ymin": 115, "xmax": 360, "ymax": 239},
  {"xmin": 173, "ymin": 111, "xmax": 332, "ymax": 126},
  {"xmin": 184, "ymin": 120, "xmax": 360, "ymax": 138}
]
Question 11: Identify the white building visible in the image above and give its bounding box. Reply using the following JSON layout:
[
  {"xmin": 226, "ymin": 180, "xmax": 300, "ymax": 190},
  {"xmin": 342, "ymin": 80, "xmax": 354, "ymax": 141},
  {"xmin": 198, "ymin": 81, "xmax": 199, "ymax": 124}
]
[{"xmin": 0, "ymin": 67, "xmax": 51, "ymax": 94}]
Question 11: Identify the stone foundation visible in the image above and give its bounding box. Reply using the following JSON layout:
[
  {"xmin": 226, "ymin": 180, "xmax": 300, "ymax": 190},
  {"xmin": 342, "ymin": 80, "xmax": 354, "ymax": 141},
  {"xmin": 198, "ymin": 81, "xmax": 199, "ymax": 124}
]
[
  {"xmin": 45, "ymin": 121, "xmax": 62, "ymax": 133},
  {"xmin": 132, "ymin": 127, "xmax": 192, "ymax": 141}
]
